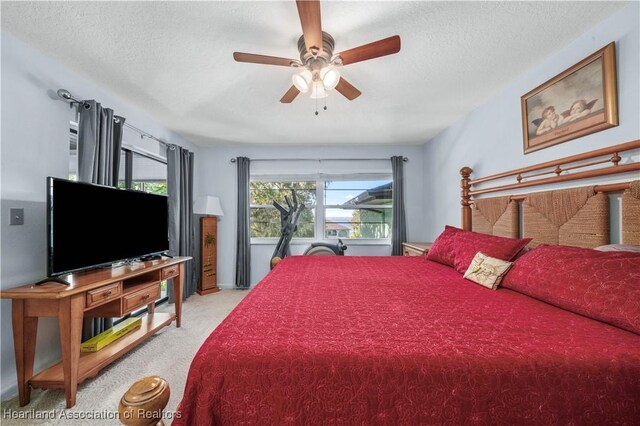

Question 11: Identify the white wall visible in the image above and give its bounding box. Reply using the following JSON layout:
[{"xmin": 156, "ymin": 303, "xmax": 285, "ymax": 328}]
[
  {"xmin": 196, "ymin": 144, "xmax": 426, "ymax": 287},
  {"xmin": 0, "ymin": 31, "xmax": 198, "ymax": 400},
  {"xmin": 422, "ymin": 2, "xmax": 640, "ymax": 241}
]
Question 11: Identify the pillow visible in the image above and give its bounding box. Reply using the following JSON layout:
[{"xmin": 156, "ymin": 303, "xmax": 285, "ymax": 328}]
[
  {"xmin": 426, "ymin": 225, "xmax": 531, "ymax": 274},
  {"xmin": 595, "ymin": 244, "xmax": 640, "ymax": 252},
  {"xmin": 513, "ymin": 245, "xmax": 531, "ymax": 260},
  {"xmin": 502, "ymin": 244, "xmax": 640, "ymax": 335},
  {"xmin": 463, "ymin": 252, "xmax": 513, "ymax": 290}
]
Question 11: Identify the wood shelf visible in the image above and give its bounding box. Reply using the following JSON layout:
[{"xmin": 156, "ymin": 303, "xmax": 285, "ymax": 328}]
[
  {"xmin": 124, "ymin": 271, "xmax": 161, "ymax": 288},
  {"xmin": 123, "ymin": 279, "xmax": 160, "ymax": 295},
  {"xmin": 29, "ymin": 313, "xmax": 175, "ymax": 390}
]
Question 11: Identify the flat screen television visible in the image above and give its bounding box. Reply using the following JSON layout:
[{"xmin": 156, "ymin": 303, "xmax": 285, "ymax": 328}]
[{"xmin": 47, "ymin": 177, "xmax": 169, "ymax": 277}]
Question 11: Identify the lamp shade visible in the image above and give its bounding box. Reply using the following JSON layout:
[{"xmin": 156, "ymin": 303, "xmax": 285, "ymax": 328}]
[
  {"xmin": 292, "ymin": 69, "xmax": 312, "ymax": 93},
  {"xmin": 310, "ymin": 81, "xmax": 328, "ymax": 99},
  {"xmin": 320, "ymin": 67, "xmax": 340, "ymax": 90},
  {"xmin": 194, "ymin": 196, "xmax": 224, "ymax": 216}
]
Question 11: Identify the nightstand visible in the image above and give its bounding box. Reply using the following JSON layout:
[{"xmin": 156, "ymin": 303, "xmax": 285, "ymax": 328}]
[{"xmin": 402, "ymin": 242, "xmax": 432, "ymax": 256}]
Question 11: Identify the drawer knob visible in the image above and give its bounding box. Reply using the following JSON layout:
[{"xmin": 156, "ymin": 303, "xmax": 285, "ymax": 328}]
[
  {"xmin": 143, "ymin": 294, "xmax": 150, "ymax": 300},
  {"xmin": 106, "ymin": 290, "xmax": 112, "ymax": 297}
]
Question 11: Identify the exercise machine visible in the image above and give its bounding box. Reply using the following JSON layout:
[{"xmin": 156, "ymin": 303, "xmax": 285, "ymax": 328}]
[
  {"xmin": 270, "ymin": 190, "xmax": 348, "ymax": 269},
  {"xmin": 303, "ymin": 239, "xmax": 347, "ymax": 256},
  {"xmin": 270, "ymin": 190, "xmax": 305, "ymax": 268}
]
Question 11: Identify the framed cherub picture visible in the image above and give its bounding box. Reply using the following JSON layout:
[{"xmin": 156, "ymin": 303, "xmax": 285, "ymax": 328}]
[{"xmin": 521, "ymin": 42, "xmax": 618, "ymax": 154}]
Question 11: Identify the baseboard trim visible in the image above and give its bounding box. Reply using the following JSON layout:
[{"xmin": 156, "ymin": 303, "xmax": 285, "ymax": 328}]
[
  {"xmin": 1, "ymin": 383, "xmax": 18, "ymax": 402},
  {"xmin": 216, "ymin": 283, "xmax": 256, "ymax": 290}
]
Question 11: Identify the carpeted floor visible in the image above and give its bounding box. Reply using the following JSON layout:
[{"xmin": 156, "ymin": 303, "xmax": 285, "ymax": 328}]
[{"xmin": 0, "ymin": 289, "xmax": 247, "ymax": 425}]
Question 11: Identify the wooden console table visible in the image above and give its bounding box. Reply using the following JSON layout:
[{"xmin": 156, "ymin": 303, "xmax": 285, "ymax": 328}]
[{"xmin": 0, "ymin": 256, "xmax": 191, "ymax": 408}]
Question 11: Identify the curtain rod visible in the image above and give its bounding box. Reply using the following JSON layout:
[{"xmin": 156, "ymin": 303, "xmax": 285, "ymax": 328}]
[
  {"xmin": 230, "ymin": 157, "xmax": 408, "ymax": 163},
  {"xmin": 56, "ymin": 89, "xmax": 169, "ymax": 147}
]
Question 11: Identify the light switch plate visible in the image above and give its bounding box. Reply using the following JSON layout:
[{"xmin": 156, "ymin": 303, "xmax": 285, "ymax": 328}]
[{"xmin": 10, "ymin": 208, "xmax": 24, "ymax": 225}]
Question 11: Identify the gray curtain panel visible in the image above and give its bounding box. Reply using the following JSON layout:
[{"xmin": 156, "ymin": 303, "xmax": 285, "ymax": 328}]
[
  {"xmin": 391, "ymin": 156, "xmax": 407, "ymax": 256},
  {"xmin": 78, "ymin": 100, "xmax": 124, "ymax": 185},
  {"xmin": 77, "ymin": 100, "xmax": 125, "ymax": 341},
  {"xmin": 235, "ymin": 157, "xmax": 251, "ymax": 289},
  {"xmin": 166, "ymin": 145, "xmax": 196, "ymax": 302}
]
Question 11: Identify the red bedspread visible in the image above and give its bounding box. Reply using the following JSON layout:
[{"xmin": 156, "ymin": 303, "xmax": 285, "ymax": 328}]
[{"xmin": 175, "ymin": 256, "xmax": 640, "ymax": 425}]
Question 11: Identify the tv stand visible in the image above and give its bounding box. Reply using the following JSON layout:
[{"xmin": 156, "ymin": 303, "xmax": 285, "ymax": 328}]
[
  {"xmin": 0, "ymin": 256, "xmax": 191, "ymax": 409},
  {"xmin": 33, "ymin": 276, "xmax": 71, "ymax": 286}
]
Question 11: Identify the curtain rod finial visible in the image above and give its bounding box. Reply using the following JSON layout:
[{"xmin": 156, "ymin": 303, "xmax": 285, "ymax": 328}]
[
  {"xmin": 57, "ymin": 89, "xmax": 72, "ymax": 101},
  {"xmin": 230, "ymin": 158, "xmax": 237, "ymax": 163}
]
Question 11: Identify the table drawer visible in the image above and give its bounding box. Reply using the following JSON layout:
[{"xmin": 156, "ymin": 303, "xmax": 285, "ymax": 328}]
[
  {"xmin": 161, "ymin": 265, "xmax": 179, "ymax": 280},
  {"xmin": 123, "ymin": 283, "xmax": 161, "ymax": 314},
  {"xmin": 85, "ymin": 282, "xmax": 122, "ymax": 309}
]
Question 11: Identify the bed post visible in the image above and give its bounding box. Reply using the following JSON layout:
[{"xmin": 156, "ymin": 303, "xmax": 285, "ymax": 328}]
[{"xmin": 460, "ymin": 167, "xmax": 472, "ymax": 231}]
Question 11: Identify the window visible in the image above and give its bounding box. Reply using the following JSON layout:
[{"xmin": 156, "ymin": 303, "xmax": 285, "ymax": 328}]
[
  {"xmin": 249, "ymin": 177, "xmax": 392, "ymax": 242},
  {"xmin": 117, "ymin": 151, "xmax": 168, "ymax": 196},
  {"xmin": 250, "ymin": 181, "xmax": 316, "ymax": 239},
  {"xmin": 69, "ymin": 121, "xmax": 78, "ymax": 181},
  {"xmin": 324, "ymin": 180, "xmax": 392, "ymax": 239}
]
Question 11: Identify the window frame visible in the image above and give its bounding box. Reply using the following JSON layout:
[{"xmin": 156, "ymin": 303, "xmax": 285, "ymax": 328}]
[
  {"xmin": 249, "ymin": 176, "xmax": 392, "ymax": 246},
  {"xmin": 249, "ymin": 179, "xmax": 318, "ymax": 243}
]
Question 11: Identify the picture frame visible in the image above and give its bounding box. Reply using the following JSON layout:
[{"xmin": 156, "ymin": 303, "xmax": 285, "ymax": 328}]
[{"xmin": 521, "ymin": 42, "xmax": 618, "ymax": 154}]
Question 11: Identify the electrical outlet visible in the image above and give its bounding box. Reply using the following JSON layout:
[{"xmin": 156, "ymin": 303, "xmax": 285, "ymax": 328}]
[{"xmin": 10, "ymin": 208, "xmax": 24, "ymax": 225}]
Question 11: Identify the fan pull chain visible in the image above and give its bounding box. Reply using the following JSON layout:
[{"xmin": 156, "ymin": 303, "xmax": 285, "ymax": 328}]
[{"xmin": 313, "ymin": 96, "xmax": 328, "ymax": 115}]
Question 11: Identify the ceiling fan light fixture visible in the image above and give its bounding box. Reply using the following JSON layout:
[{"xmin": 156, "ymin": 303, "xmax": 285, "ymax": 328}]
[
  {"xmin": 292, "ymin": 70, "xmax": 312, "ymax": 93},
  {"xmin": 233, "ymin": 0, "xmax": 402, "ymax": 106},
  {"xmin": 310, "ymin": 81, "xmax": 328, "ymax": 99},
  {"xmin": 320, "ymin": 67, "xmax": 340, "ymax": 90}
]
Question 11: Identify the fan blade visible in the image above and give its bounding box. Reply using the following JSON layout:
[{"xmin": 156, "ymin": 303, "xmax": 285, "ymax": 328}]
[
  {"xmin": 296, "ymin": 0, "xmax": 322, "ymax": 54},
  {"xmin": 336, "ymin": 35, "xmax": 401, "ymax": 66},
  {"xmin": 280, "ymin": 86, "xmax": 300, "ymax": 103},
  {"xmin": 335, "ymin": 77, "xmax": 361, "ymax": 100},
  {"xmin": 233, "ymin": 52, "xmax": 297, "ymax": 67}
]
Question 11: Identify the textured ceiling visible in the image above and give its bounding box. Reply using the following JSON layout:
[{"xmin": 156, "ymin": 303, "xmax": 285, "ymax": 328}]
[{"xmin": 1, "ymin": 1, "xmax": 626, "ymax": 146}]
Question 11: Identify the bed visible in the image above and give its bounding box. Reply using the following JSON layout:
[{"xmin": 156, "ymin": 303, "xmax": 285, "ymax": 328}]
[{"xmin": 172, "ymin": 140, "xmax": 640, "ymax": 425}]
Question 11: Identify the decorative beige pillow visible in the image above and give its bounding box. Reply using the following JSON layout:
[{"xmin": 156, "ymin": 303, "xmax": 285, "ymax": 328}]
[{"xmin": 463, "ymin": 252, "xmax": 513, "ymax": 290}]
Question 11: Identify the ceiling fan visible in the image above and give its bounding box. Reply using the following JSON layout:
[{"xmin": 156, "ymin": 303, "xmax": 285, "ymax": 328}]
[{"xmin": 233, "ymin": 0, "xmax": 401, "ymax": 108}]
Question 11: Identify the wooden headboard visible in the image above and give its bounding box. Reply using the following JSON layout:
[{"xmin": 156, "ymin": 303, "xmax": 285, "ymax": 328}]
[{"xmin": 460, "ymin": 140, "xmax": 640, "ymax": 247}]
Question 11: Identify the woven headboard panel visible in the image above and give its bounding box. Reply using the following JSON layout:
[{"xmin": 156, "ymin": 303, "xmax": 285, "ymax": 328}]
[
  {"xmin": 523, "ymin": 186, "xmax": 609, "ymax": 248},
  {"xmin": 622, "ymin": 181, "xmax": 640, "ymax": 245},
  {"xmin": 471, "ymin": 197, "xmax": 518, "ymax": 238},
  {"xmin": 460, "ymin": 140, "xmax": 639, "ymax": 247}
]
